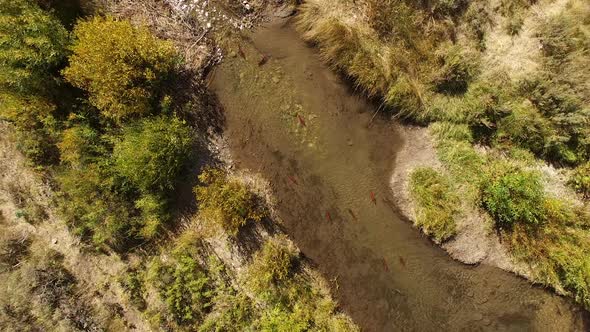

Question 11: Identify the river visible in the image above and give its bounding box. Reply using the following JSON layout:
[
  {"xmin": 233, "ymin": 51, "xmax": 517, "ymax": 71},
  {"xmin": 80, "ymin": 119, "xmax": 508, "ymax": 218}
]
[{"xmin": 209, "ymin": 18, "xmax": 589, "ymax": 332}]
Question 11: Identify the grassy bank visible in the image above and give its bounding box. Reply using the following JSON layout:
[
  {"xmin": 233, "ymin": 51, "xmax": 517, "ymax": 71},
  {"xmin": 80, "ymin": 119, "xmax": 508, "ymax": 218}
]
[{"xmin": 298, "ymin": 0, "xmax": 590, "ymax": 309}]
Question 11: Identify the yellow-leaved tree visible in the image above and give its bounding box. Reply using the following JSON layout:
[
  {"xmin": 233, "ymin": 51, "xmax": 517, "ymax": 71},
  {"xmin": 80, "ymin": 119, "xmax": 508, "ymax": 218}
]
[{"xmin": 63, "ymin": 16, "xmax": 177, "ymax": 120}]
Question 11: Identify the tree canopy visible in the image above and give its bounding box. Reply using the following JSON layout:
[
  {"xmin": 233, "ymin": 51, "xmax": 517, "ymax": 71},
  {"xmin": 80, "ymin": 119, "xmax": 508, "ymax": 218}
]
[
  {"xmin": 63, "ymin": 16, "xmax": 178, "ymax": 120},
  {"xmin": 113, "ymin": 115, "xmax": 193, "ymax": 193}
]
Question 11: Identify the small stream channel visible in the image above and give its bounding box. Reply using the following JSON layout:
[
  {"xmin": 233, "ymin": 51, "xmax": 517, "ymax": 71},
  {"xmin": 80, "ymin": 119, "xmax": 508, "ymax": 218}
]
[{"xmin": 209, "ymin": 18, "xmax": 588, "ymax": 331}]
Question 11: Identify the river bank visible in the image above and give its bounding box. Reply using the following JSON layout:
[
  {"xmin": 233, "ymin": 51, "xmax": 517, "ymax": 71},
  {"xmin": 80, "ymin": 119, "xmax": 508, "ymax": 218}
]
[
  {"xmin": 295, "ymin": 0, "xmax": 590, "ymax": 320},
  {"xmin": 208, "ymin": 16, "xmax": 589, "ymax": 331}
]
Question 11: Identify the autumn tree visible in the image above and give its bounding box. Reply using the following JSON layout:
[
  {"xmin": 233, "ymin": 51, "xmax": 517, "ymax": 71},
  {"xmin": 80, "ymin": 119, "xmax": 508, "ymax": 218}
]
[{"xmin": 63, "ymin": 16, "xmax": 178, "ymax": 120}]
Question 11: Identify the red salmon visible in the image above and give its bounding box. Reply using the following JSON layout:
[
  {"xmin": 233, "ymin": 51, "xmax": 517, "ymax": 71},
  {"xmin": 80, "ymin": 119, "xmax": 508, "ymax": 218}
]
[
  {"xmin": 325, "ymin": 211, "xmax": 332, "ymax": 222},
  {"xmin": 297, "ymin": 114, "xmax": 306, "ymax": 127},
  {"xmin": 382, "ymin": 257, "xmax": 389, "ymax": 272},
  {"xmin": 370, "ymin": 191, "xmax": 377, "ymax": 205},
  {"xmin": 288, "ymin": 176, "xmax": 298, "ymax": 185}
]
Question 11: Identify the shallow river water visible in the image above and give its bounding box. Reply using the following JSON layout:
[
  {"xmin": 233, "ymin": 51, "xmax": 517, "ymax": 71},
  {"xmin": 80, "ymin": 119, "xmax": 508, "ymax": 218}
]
[{"xmin": 210, "ymin": 18, "xmax": 589, "ymax": 331}]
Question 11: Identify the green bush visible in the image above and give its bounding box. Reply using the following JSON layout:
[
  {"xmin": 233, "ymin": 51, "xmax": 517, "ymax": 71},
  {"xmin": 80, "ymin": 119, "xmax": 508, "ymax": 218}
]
[
  {"xmin": 0, "ymin": 0, "xmax": 68, "ymax": 105},
  {"xmin": 385, "ymin": 74, "xmax": 427, "ymax": 118},
  {"xmin": 409, "ymin": 168, "xmax": 459, "ymax": 243},
  {"xmin": 0, "ymin": 0, "xmax": 69, "ymax": 164},
  {"xmin": 258, "ymin": 306, "xmax": 310, "ymax": 332},
  {"xmin": 194, "ymin": 168, "xmax": 266, "ymax": 236},
  {"xmin": 569, "ymin": 162, "xmax": 590, "ymax": 199},
  {"xmin": 159, "ymin": 255, "xmax": 213, "ymax": 325},
  {"xmin": 120, "ymin": 268, "xmax": 146, "ymax": 310},
  {"xmin": 248, "ymin": 236, "xmax": 298, "ymax": 291},
  {"xmin": 481, "ymin": 168, "xmax": 545, "ymax": 229},
  {"xmin": 198, "ymin": 293, "xmax": 254, "ymax": 332},
  {"xmin": 57, "ymin": 164, "xmax": 134, "ymax": 249},
  {"xmin": 57, "ymin": 125, "xmax": 101, "ymax": 167},
  {"xmin": 113, "ymin": 115, "xmax": 193, "ymax": 193},
  {"xmin": 494, "ymin": 100, "xmax": 553, "ymax": 156},
  {"xmin": 143, "ymin": 242, "xmax": 219, "ymax": 329},
  {"xmin": 63, "ymin": 16, "xmax": 178, "ymax": 120},
  {"xmin": 433, "ymin": 44, "xmax": 479, "ymax": 95},
  {"xmin": 549, "ymin": 245, "xmax": 590, "ymax": 308}
]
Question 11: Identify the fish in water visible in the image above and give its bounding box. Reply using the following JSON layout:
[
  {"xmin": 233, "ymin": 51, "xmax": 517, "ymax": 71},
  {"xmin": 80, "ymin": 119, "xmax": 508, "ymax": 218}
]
[
  {"xmin": 297, "ymin": 114, "xmax": 307, "ymax": 127},
  {"xmin": 325, "ymin": 211, "xmax": 332, "ymax": 222},
  {"xmin": 288, "ymin": 176, "xmax": 298, "ymax": 185},
  {"xmin": 347, "ymin": 209, "xmax": 357, "ymax": 221},
  {"xmin": 370, "ymin": 191, "xmax": 377, "ymax": 205},
  {"xmin": 399, "ymin": 256, "xmax": 406, "ymax": 268},
  {"xmin": 258, "ymin": 54, "xmax": 270, "ymax": 66},
  {"xmin": 382, "ymin": 257, "xmax": 389, "ymax": 272},
  {"xmin": 238, "ymin": 45, "xmax": 246, "ymax": 60}
]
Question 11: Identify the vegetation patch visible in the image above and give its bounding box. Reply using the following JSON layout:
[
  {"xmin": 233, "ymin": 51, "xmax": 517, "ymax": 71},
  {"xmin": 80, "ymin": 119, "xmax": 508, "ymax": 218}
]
[
  {"xmin": 246, "ymin": 235, "xmax": 358, "ymax": 331},
  {"xmin": 506, "ymin": 198, "xmax": 590, "ymax": 308},
  {"xmin": 63, "ymin": 16, "xmax": 178, "ymax": 120},
  {"xmin": 481, "ymin": 168, "xmax": 545, "ymax": 230},
  {"xmin": 194, "ymin": 168, "xmax": 267, "ymax": 237},
  {"xmin": 0, "ymin": 0, "xmax": 198, "ymax": 250},
  {"xmin": 299, "ymin": 0, "xmax": 590, "ymax": 310},
  {"xmin": 569, "ymin": 162, "xmax": 590, "ymax": 199},
  {"xmin": 409, "ymin": 168, "xmax": 459, "ymax": 243}
]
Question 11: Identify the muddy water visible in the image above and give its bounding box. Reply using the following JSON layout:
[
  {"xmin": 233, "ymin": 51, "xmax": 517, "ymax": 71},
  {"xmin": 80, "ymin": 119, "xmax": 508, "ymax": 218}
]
[{"xmin": 210, "ymin": 19, "xmax": 588, "ymax": 331}]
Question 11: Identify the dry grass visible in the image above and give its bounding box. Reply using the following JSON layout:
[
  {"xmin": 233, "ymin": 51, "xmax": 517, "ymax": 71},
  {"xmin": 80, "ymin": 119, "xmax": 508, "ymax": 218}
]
[{"xmin": 481, "ymin": 0, "xmax": 571, "ymax": 82}]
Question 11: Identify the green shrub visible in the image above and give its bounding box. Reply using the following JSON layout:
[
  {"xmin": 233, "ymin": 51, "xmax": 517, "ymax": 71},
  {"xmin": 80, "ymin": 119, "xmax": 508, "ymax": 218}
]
[
  {"xmin": 194, "ymin": 168, "xmax": 266, "ymax": 236},
  {"xmin": 549, "ymin": 245, "xmax": 590, "ymax": 308},
  {"xmin": 63, "ymin": 16, "xmax": 177, "ymax": 120},
  {"xmin": 248, "ymin": 236, "xmax": 298, "ymax": 291},
  {"xmin": 57, "ymin": 164, "xmax": 134, "ymax": 249},
  {"xmin": 113, "ymin": 115, "xmax": 193, "ymax": 193},
  {"xmin": 494, "ymin": 100, "xmax": 554, "ymax": 156},
  {"xmin": 258, "ymin": 306, "xmax": 310, "ymax": 332},
  {"xmin": 569, "ymin": 162, "xmax": 590, "ymax": 199},
  {"xmin": 120, "ymin": 268, "xmax": 146, "ymax": 310},
  {"xmin": 0, "ymin": 0, "xmax": 68, "ymax": 103},
  {"xmin": 0, "ymin": 0, "xmax": 69, "ymax": 164},
  {"xmin": 385, "ymin": 74, "xmax": 427, "ymax": 118},
  {"xmin": 198, "ymin": 293, "xmax": 254, "ymax": 332},
  {"xmin": 58, "ymin": 125, "xmax": 101, "ymax": 167},
  {"xmin": 245, "ymin": 235, "xmax": 358, "ymax": 331},
  {"xmin": 59, "ymin": 159, "xmax": 175, "ymax": 248},
  {"xmin": 409, "ymin": 168, "xmax": 459, "ymax": 243},
  {"xmin": 58, "ymin": 116, "xmax": 190, "ymax": 249},
  {"xmin": 154, "ymin": 254, "xmax": 213, "ymax": 325},
  {"xmin": 481, "ymin": 168, "xmax": 545, "ymax": 229},
  {"xmin": 433, "ymin": 44, "xmax": 479, "ymax": 95}
]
